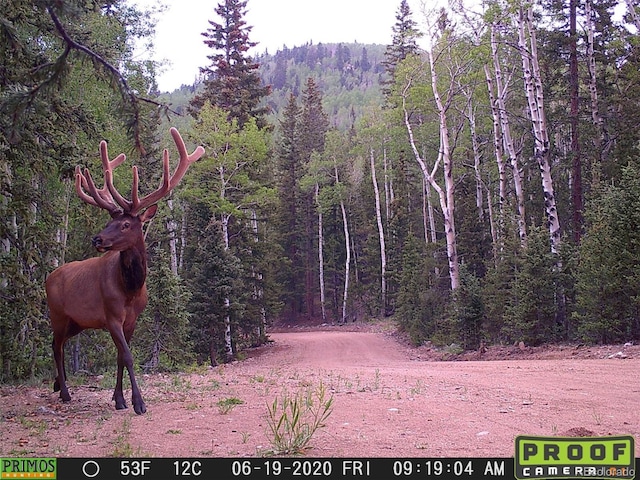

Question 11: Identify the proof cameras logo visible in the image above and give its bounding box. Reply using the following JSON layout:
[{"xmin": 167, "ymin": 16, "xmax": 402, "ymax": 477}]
[{"xmin": 515, "ymin": 435, "xmax": 635, "ymax": 480}]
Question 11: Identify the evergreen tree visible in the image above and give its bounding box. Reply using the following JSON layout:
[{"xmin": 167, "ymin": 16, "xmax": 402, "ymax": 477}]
[
  {"xmin": 275, "ymin": 94, "xmax": 305, "ymax": 318},
  {"xmin": 136, "ymin": 247, "xmax": 193, "ymax": 371},
  {"xmin": 298, "ymin": 78, "xmax": 329, "ymax": 319},
  {"xmin": 382, "ymin": 0, "xmax": 422, "ymax": 98},
  {"xmin": 190, "ymin": 0, "xmax": 271, "ymax": 128},
  {"xmin": 574, "ymin": 164, "xmax": 640, "ymax": 342},
  {"xmin": 502, "ymin": 227, "xmax": 560, "ymax": 346}
]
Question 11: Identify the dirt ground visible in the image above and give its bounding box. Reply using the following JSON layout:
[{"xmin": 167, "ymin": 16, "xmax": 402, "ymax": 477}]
[{"xmin": 1, "ymin": 321, "xmax": 640, "ymax": 458}]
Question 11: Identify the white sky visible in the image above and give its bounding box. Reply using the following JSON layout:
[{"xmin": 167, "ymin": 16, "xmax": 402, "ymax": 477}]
[{"xmin": 131, "ymin": 0, "xmax": 427, "ymax": 92}]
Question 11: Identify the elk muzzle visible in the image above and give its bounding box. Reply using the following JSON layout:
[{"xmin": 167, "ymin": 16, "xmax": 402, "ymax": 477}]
[{"xmin": 92, "ymin": 234, "xmax": 110, "ymax": 252}]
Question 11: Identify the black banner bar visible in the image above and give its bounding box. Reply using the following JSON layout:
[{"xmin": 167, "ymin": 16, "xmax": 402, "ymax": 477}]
[
  {"xmin": 5, "ymin": 457, "xmax": 636, "ymax": 480},
  {"xmin": 54, "ymin": 458, "xmax": 508, "ymax": 480}
]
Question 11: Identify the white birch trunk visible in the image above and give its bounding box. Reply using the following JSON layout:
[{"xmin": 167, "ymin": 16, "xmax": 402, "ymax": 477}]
[
  {"xmin": 315, "ymin": 183, "xmax": 327, "ymax": 323},
  {"xmin": 383, "ymin": 146, "xmax": 393, "ymax": 224},
  {"xmin": 251, "ymin": 209, "xmax": 267, "ymax": 339},
  {"xmin": 490, "ymin": 23, "xmax": 527, "ymax": 245},
  {"xmin": 221, "ymin": 212, "xmax": 233, "ymax": 361},
  {"xmin": 585, "ymin": 0, "xmax": 606, "ymax": 158},
  {"xmin": 402, "ymin": 63, "xmax": 460, "ymax": 290},
  {"xmin": 518, "ymin": 6, "xmax": 561, "ymax": 254},
  {"xmin": 427, "ymin": 48, "xmax": 459, "ymax": 290},
  {"xmin": 483, "ymin": 63, "xmax": 506, "ymax": 222},
  {"xmin": 167, "ymin": 198, "xmax": 179, "ymax": 276},
  {"xmin": 219, "ymin": 165, "xmax": 233, "ymax": 361},
  {"xmin": 339, "ymin": 197, "xmax": 350, "ymax": 324},
  {"xmin": 422, "ymin": 177, "xmax": 429, "ymax": 245},
  {"xmin": 179, "ymin": 210, "xmax": 187, "ymax": 272},
  {"xmin": 370, "ymin": 148, "xmax": 387, "ymax": 316},
  {"xmin": 625, "ymin": 0, "xmax": 640, "ymax": 32},
  {"xmin": 468, "ymin": 104, "xmax": 484, "ymax": 222},
  {"xmin": 331, "ymin": 165, "xmax": 351, "ymax": 324}
]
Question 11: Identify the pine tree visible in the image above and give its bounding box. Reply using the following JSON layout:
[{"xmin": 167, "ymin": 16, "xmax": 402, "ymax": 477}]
[
  {"xmin": 298, "ymin": 78, "xmax": 329, "ymax": 319},
  {"xmin": 382, "ymin": 0, "xmax": 422, "ymax": 98},
  {"xmin": 275, "ymin": 94, "xmax": 305, "ymax": 317},
  {"xmin": 190, "ymin": 0, "xmax": 271, "ymax": 128}
]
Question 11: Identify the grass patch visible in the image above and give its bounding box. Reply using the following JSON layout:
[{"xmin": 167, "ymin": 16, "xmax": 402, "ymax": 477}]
[
  {"xmin": 216, "ymin": 397, "xmax": 244, "ymax": 414},
  {"xmin": 265, "ymin": 382, "xmax": 333, "ymax": 455}
]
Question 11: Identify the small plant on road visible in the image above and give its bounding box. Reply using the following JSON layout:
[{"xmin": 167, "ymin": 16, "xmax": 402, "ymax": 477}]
[
  {"xmin": 265, "ymin": 383, "xmax": 333, "ymax": 455},
  {"xmin": 217, "ymin": 397, "xmax": 244, "ymax": 414}
]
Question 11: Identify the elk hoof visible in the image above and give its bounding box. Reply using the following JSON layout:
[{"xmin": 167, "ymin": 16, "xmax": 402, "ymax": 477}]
[
  {"xmin": 60, "ymin": 392, "xmax": 71, "ymax": 402},
  {"xmin": 134, "ymin": 403, "xmax": 146, "ymax": 415},
  {"xmin": 115, "ymin": 401, "xmax": 128, "ymax": 410}
]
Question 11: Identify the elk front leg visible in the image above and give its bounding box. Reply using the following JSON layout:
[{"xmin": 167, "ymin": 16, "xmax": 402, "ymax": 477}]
[{"xmin": 110, "ymin": 326, "xmax": 146, "ymax": 414}]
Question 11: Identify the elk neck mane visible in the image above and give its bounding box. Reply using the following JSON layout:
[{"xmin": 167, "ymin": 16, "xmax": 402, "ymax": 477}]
[{"xmin": 118, "ymin": 242, "xmax": 147, "ymax": 295}]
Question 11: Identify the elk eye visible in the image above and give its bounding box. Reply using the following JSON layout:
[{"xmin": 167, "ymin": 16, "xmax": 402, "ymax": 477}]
[{"xmin": 122, "ymin": 221, "xmax": 130, "ymax": 230}]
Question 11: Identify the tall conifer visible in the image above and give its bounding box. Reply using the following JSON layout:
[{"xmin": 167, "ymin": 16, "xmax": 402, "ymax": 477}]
[
  {"xmin": 190, "ymin": 0, "xmax": 271, "ymax": 128},
  {"xmin": 382, "ymin": 0, "xmax": 422, "ymax": 97}
]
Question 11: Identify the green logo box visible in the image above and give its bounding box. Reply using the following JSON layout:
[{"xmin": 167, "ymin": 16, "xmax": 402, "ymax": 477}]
[
  {"xmin": 1, "ymin": 458, "xmax": 57, "ymax": 479},
  {"xmin": 515, "ymin": 435, "xmax": 635, "ymax": 480}
]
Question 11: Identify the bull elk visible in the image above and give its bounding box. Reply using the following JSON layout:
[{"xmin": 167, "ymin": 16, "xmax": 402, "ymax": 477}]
[{"xmin": 45, "ymin": 128, "xmax": 204, "ymax": 414}]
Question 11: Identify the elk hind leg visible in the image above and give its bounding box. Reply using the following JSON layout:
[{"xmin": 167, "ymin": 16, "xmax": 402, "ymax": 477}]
[{"xmin": 52, "ymin": 335, "xmax": 71, "ymax": 402}]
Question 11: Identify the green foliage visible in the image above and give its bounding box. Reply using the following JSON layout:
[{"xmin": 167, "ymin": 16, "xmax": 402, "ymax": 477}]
[
  {"xmin": 450, "ymin": 265, "xmax": 485, "ymax": 350},
  {"xmin": 265, "ymin": 383, "xmax": 334, "ymax": 455},
  {"xmin": 573, "ymin": 164, "xmax": 640, "ymax": 342},
  {"xmin": 182, "ymin": 203, "xmax": 243, "ymax": 365},
  {"xmin": 217, "ymin": 397, "xmax": 245, "ymax": 414},
  {"xmin": 395, "ymin": 236, "xmax": 448, "ymax": 346},
  {"xmin": 501, "ymin": 227, "xmax": 560, "ymax": 346},
  {"xmin": 135, "ymin": 247, "xmax": 193, "ymax": 372},
  {"xmin": 257, "ymin": 43, "xmax": 386, "ymax": 130},
  {"xmin": 3, "ymin": 0, "xmax": 640, "ymax": 385},
  {"xmin": 190, "ymin": 0, "xmax": 270, "ymax": 128}
]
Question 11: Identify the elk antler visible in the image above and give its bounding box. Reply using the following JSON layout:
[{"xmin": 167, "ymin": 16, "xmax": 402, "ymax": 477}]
[
  {"xmin": 129, "ymin": 128, "xmax": 205, "ymax": 215},
  {"xmin": 75, "ymin": 128, "xmax": 205, "ymax": 216},
  {"xmin": 75, "ymin": 143, "xmax": 127, "ymax": 215}
]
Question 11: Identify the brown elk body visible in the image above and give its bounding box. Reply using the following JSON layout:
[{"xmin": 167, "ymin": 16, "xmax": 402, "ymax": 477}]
[{"xmin": 45, "ymin": 128, "xmax": 204, "ymax": 414}]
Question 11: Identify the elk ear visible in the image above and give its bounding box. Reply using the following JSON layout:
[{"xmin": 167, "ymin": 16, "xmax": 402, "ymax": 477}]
[{"xmin": 139, "ymin": 204, "xmax": 158, "ymax": 223}]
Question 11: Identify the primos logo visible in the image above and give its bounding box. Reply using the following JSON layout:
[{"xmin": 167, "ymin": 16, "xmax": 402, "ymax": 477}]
[
  {"xmin": 1, "ymin": 458, "xmax": 57, "ymax": 479},
  {"xmin": 515, "ymin": 435, "xmax": 635, "ymax": 480}
]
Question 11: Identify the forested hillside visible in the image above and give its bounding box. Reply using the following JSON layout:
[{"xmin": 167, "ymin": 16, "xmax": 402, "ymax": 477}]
[
  {"xmin": 160, "ymin": 42, "xmax": 387, "ymax": 130},
  {"xmin": 2, "ymin": 0, "xmax": 640, "ymax": 384}
]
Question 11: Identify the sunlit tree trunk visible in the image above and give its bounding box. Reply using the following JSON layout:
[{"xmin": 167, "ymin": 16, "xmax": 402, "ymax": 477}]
[
  {"xmin": 167, "ymin": 199, "xmax": 179, "ymax": 275},
  {"xmin": 315, "ymin": 183, "xmax": 327, "ymax": 323},
  {"xmin": 489, "ymin": 23, "xmax": 527, "ymax": 245},
  {"xmin": 625, "ymin": 0, "xmax": 640, "ymax": 32},
  {"xmin": 219, "ymin": 164, "xmax": 233, "ymax": 362},
  {"xmin": 484, "ymin": 64, "xmax": 506, "ymax": 220},
  {"xmin": 335, "ymin": 165, "xmax": 351, "ymax": 324},
  {"xmin": 250, "ymin": 209, "xmax": 267, "ymax": 339},
  {"xmin": 518, "ymin": 5, "xmax": 561, "ymax": 254},
  {"xmin": 569, "ymin": 0, "xmax": 582, "ymax": 242},
  {"xmin": 427, "ymin": 46, "xmax": 459, "ymax": 290},
  {"xmin": 402, "ymin": 60, "xmax": 460, "ymax": 290},
  {"xmin": 585, "ymin": 0, "xmax": 606, "ymax": 162},
  {"xmin": 383, "ymin": 146, "xmax": 393, "ymax": 227},
  {"xmin": 370, "ymin": 148, "xmax": 387, "ymax": 316},
  {"xmin": 468, "ymin": 104, "xmax": 484, "ymax": 222}
]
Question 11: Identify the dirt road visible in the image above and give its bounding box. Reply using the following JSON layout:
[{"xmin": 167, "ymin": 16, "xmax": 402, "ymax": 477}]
[{"xmin": 2, "ymin": 328, "xmax": 640, "ymax": 458}]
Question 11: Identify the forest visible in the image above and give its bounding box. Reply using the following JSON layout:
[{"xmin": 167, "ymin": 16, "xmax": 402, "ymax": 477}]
[{"xmin": 1, "ymin": 0, "xmax": 639, "ymax": 383}]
